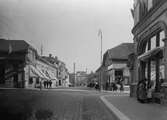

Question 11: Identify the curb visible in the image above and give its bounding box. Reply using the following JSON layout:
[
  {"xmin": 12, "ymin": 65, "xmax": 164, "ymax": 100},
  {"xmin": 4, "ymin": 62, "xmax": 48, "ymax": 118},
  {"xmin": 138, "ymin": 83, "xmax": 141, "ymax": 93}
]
[{"xmin": 100, "ymin": 95, "xmax": 131, "ymax": 120}]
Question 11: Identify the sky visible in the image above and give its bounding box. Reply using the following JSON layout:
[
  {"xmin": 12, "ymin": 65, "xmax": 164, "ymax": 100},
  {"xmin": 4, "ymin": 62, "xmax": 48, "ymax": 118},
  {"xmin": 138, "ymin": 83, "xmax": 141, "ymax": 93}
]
[{"xmin": 0, "ymin": 0, "xmax": 134, "ymax": 73}]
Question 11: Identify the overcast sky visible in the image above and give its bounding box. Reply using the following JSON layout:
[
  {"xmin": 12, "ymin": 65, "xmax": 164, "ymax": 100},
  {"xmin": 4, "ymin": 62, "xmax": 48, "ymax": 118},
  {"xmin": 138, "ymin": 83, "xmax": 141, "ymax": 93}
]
[{"xmin": 0, "ymin": 0, "xmax": 134, "ymax": 73}]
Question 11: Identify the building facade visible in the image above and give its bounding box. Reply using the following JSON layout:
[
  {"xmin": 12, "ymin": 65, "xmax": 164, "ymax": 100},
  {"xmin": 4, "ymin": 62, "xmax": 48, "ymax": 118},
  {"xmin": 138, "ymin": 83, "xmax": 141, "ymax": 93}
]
[
  {"xmin": 130, "ymin": 0, "xmax": 167, "ymax": 102},
  {"xmin": 0, "ymin": 39, "xmax": 64, "ymax": 88},
  {"xmin": 0, "ymin": 39, "xmax": 38, "ymax": 88},
  {"xmin": 42, "ymin": 55, "xmax": 69, "ymax": 87},
  {"xmin": 72, "ymin": 71, "xmax": 88, "ymax": 86},
  {"xmin": 96, "ymin": 43, "xmax": 134, "ymax": 90}
]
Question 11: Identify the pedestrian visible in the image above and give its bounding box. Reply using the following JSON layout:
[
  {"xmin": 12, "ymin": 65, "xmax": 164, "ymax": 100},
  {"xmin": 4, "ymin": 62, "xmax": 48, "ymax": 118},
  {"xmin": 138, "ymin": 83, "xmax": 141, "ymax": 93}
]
[
  {"xmin": 113, "ymin": 82, "xmax": 117, "ymax": 91},
  {"xmin": 40, "ymin": 81, "xmax": 42, "ymax": 91},
  {"xmin": 137, "ymin": 79, "xmax": 147, "ymax": 103},
  {"xmin": 120, "ymin": 82, "xmax": 124, "ymax": 92},
  {"xmin": 147, "ymin": 80, "xmax": 155, "ymax": 103},
  {"xmin": 51, "ymin": 80, "xmax": 52, "ymax": 88},
  {"xmin": 49, "ymin": 80, "xmax": 52, "ymax": 88},
  {"xmin": 44, "ymin": 81, "xmax": 46, "ymax": 88},
  {"xmin": 46, "ymin": 80, "xmax": 49, "ymax": 88}
]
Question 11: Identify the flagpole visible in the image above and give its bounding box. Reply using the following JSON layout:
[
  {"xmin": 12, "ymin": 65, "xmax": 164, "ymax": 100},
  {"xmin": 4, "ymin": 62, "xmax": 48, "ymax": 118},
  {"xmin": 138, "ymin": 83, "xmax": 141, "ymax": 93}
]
[
  {"xmin": 100, "ymin": 30, "xmax": 102, "ymax": 92},
  {"xmin": 101, "ymin": 31, "xmax": 102, "ymax": 65},
  {"xmin": 98, "ymin": 29, "xmax": 103, "ymax": 91}
]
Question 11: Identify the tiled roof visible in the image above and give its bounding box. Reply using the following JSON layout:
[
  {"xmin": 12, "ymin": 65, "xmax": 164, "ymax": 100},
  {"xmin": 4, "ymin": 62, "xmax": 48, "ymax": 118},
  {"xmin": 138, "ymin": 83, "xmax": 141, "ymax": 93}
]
[
  {"xmin": 108, "ymin": 43, "xmax": 134, "ymax": 60},
  {"xmin": 0, "ymin": 39, "xmax": 29, "ymax": 53}
]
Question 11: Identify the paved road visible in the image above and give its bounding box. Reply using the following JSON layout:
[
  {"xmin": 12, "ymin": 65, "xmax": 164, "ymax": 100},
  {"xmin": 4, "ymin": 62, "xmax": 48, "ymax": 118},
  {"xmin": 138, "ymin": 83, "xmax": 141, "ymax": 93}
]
[{"xmin": 0, "ymin": 88, "xmax": 118, "ymax": 120}]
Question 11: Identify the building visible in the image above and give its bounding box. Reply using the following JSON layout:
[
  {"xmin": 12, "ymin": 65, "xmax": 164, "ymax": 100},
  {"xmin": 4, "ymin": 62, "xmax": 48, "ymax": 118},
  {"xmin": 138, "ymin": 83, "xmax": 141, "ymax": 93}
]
[
  {"xmin": 0, "ymin": 39, "xmax": 59, "ymax": 88},
  {"xmin": 96, "ymin": 65, "xmax": 106, "ymax": 90},
  {"xmin": 69, "ymin": 73, "xmax": 75, "ymax": 86},
  {"xmin": 42, "ymin": 55, "xmax": 69, "ymax": 87},
  {"xmin": 87, "ymin": 72, "xmax": 98, "ymax": 88},
  {"xmin": 0, "ymin": 39, "xmax": 38, "ymax": 88},
  {"xmin": 130, "ymin": 0, "xmax": 167, "ymax": 102},
  {"xmin": 96, "ymin": 43, "xmax": 134, "ymax": 90},
  {"xmin": 75, "ymin": 71, "xmax": 88, "ymax": 86}
]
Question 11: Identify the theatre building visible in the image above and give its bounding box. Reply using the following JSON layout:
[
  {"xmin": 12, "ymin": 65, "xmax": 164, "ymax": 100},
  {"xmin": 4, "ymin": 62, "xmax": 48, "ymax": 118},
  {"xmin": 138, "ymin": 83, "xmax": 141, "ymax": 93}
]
[{"xmin": 130, "ymin": 0, "xmax": 167, "ymax": 102}]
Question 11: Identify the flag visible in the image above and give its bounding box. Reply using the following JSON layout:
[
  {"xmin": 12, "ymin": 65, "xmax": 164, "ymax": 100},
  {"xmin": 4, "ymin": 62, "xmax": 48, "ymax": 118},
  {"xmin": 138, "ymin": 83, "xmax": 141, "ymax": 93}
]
[{"xmin": 8, "ymin": 44, "xmax": 12, "ymax": 54}]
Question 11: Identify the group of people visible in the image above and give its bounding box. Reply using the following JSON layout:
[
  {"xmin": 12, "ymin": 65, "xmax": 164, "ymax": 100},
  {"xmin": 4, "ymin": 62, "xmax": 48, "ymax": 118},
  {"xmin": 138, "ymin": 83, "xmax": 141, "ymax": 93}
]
[
  {"xmin": 106, "ymin": 82, "xmax": 124, "ymax": 91},
  {"xmin": 137, "ymin": 79, "xmax": 156, "ymax": 103},
  {"xmin": 43, "ymin": 80, "xmax": 52, "ymax": 88}
]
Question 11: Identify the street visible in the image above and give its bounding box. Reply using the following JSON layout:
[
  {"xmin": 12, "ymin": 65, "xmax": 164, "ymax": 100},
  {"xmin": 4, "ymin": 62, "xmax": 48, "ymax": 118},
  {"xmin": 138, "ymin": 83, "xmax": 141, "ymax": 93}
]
[{"xmin": 0, "ymin": 88, "xmax": 120, "ymax": 120}]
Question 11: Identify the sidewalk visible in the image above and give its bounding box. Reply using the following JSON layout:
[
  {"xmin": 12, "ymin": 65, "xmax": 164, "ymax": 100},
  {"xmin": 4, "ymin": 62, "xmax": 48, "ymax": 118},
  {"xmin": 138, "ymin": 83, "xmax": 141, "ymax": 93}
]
[{"xmin": 101, "ymin": 95, "xmax": 167, "ymax": 120}]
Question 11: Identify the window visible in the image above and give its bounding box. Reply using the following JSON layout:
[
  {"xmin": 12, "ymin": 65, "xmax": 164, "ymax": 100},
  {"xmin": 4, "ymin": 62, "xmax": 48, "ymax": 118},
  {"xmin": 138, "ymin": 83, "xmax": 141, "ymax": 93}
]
[
  {"xmin": 160, "ymin": 31, "xmax": 165, "ymax": 47},
  {"xmin": 148, "ymin": 0, "xmax": 153, "ymax": 11},
  {"xmin": 159, "ymin": 59, "xmax": 165, "ymax": 80},
  {"xmin": 150, "ymin": 60, "xmax": 156, "ymax": 81},
  {"xmin": 145, "ymin": 42, "xmax": 149, "ymax": 52},
  {"xmin": 144, "ymin": 30, "xmax": 165, "ymax": 54},
  {"xmin": 29, "ymin": 77, "xmax": 33, "ymax": 84},
  {"xmin": 150, "ymin": 36, "xmax": 156, "ymax": 50},
  {"xmin": 134, "ymin": 2, "xmax": 140, "ymax": 24}
]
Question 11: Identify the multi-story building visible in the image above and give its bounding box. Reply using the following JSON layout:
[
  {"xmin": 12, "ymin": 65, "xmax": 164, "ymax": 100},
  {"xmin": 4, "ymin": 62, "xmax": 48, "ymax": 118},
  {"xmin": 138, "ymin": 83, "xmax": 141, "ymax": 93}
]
[
  {"xmin": 0, "ymin": 39, "xmax": 38, "ymax": 88},
  {"xmin": 130, "ymin": 0, "xmax": 167, "ymax": 102},
  {"xmin": 42, "ymin": 55, "xmax": 69, "ymax": 87},
  {"xmin": 0, "ymin": 39, "xmax": 59, "ymax": 88}
]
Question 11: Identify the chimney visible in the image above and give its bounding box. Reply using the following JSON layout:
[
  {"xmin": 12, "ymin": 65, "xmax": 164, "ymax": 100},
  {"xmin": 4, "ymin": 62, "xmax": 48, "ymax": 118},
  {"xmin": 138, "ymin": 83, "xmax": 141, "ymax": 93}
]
[{"xmin": 55, "ymin": 56, "xmax": 58, "ymax": 60}]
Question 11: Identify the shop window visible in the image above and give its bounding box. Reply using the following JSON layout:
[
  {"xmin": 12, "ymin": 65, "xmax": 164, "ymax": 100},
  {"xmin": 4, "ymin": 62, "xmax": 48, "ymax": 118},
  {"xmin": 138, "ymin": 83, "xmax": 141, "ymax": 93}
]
[
  {"xmin": 145, "ymin": 42, "xmax": 149, "ymax": 52},
  {"xmin": 159, "ymin": 59, "xmax": 165, "ymax": 80},
  {"xmin": 160, "ymin": 31, "xmax": 165, "ymax": 47},
  {"xmin": 145, "ymin": 63, "xmax": 148, "ymax": 79},
  {"xmin": 29, "ymin": 77, "xmax": 33, "ymax": 84},
  {"xmin": 150, "ymin": 36, "xmax": 156, "ymax": 50},
  {"xmin": 150, "ymin": 61, "xmax": 156, "ymax": 81}
]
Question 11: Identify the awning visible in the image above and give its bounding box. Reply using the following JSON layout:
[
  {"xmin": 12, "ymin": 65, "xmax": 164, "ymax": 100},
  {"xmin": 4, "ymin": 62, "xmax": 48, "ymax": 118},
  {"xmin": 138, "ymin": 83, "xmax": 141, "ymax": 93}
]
[
  {"xmin": 36, "ymin": 67, "xmax": 50, "ymax": 80},
  {"xmin": 108, "ymin": 63, "xmax": 127, "ymax": 70},
  {"xmin": 35, "ymin": 66, "xmax": 58, "ymax": 81},
  {"xmin": 138, "ymin": 47, "xmax": 163, "ymax": 61},
  {"xmin": 30, "ymin": 65, "xmax": 44, "ymax": 78},
  {"xmin": 48, "ymin": 71, "xmax": 58, "ymax": 81}
]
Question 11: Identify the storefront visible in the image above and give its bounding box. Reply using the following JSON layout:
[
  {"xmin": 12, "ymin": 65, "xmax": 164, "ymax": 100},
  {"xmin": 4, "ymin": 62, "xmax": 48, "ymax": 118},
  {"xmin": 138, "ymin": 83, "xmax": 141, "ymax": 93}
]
[
  {"xmin": 135, "ymin": 29, "xmax": 167, "ymax": 102},
  {"xmin": 130, "ymin": 0, "xmax": 167, "ymax": 102}
]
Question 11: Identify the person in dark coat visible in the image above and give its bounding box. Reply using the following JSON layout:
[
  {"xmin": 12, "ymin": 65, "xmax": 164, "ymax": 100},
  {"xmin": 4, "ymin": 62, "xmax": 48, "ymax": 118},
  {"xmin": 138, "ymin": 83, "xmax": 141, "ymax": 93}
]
[
  {"xmin": 137, "ymin": 79, "xmax": 147, "ymax": 103},
  {"xmin": 49, "ymin": 80, "xmax": 52, "ymax": 88},
  {"xmin": 46, "ymin": 80, "xmax": 49, "ymax": 88},
  {"xmin": 43, "ymin": 81, "xmax": 46, "ymax": 88}
]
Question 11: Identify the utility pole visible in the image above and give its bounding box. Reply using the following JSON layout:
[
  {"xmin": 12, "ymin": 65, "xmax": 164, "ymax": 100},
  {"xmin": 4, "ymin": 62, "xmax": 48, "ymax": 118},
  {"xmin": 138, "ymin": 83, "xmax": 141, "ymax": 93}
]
[{"xmin": 98, "ymin": 29, "xmax": 103, "ymax": 91}]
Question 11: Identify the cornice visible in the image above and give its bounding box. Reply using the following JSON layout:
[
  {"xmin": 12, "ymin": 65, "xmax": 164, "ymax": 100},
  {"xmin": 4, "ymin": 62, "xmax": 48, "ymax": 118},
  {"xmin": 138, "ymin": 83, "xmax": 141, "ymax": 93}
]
[{"xmin": 132, "ymin": 0, "xmax": 167, "ymax": 36}]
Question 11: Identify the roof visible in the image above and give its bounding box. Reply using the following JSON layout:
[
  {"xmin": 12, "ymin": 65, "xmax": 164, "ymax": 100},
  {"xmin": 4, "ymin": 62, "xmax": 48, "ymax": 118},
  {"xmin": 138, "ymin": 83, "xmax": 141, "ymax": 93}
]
[
  {"xmin": 0, "ymin": 39, "xmax": 30, "ymax": 53},
  {"xmin": 107, "ymin": 43, "xmax": 134, "ymax": 60}
]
